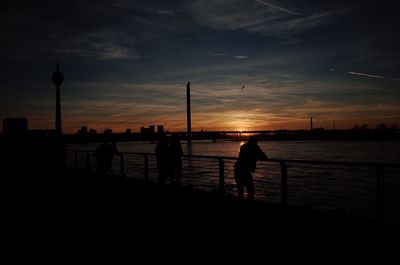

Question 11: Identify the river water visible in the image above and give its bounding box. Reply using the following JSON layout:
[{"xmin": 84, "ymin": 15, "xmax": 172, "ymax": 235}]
[{"xmin": 67, "ymin": 140, "xmax": 400, "ymax": 221}]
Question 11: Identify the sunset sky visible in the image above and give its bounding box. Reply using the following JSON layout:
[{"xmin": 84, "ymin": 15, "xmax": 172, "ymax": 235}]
[{"xmin": 1, "ymin": 0, "xmax": 399, "ymax": 133}]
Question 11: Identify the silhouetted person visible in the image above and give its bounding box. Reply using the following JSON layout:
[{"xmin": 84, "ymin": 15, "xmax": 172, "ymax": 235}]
[
  {"xmin": 168, "ymin": 135, "xmax": 183, "ymax": 186},
  {"xmin": 155, "ymin": 134, "xmax": 169, "ymax": 185},
  {"xmin": 94, "ymin": 141, "xmax": 109, "ymax": 175},
  {"xmin": 93, "ymin": 140, "xmax": 120, "ymax": 175},
  {"xmin": 106, "ymin": 141, "xmax": 121, "ymax": 175},
  {"xmin": 234, "ymin": 135, "xmax": 267, "ymax": 200}
]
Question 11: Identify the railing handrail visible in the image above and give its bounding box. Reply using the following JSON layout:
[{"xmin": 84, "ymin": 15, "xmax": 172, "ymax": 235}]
[
  {"xmin": 71, "ymin": 149, "xmax": 400, "ymax": 169},
  {"xmin": 69, "ymin": 148, "xmax": 400, "ymax": 221}
]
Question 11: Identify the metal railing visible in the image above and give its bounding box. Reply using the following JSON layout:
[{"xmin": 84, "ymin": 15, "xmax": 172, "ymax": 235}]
[{"xmin": 69, "ymin": 149, "xmax": 400, "ymax": 222}]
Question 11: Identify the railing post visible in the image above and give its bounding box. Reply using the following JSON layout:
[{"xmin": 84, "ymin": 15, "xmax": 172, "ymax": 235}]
[
  {"xmin": 74, "ymin": 150, "xmax": 78, "ymax": 168},
  {"xmin": 143, "ymin": 154, "xmax": 149, "ymax": 182},
  {"xmin": 218, "ymin": 158, "xmax": 225, "ymax": 193},
  {"xmin": 86, "ymin": 151, "xmax": 90, "ymax": 170},
  {"xmin": 280, "ymin": 161, "xmax": 288, "ymax": 207},
  {"xmin": 376, "ymin": 166, "xmax": 385, "ymax": 222},
  {"xmin": 120, "ymin": 153, "xmax": 125, "ymax": 177}
]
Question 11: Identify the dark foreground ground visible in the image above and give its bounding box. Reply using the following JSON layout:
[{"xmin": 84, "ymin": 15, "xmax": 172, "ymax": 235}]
[{"xmin": 1, "ymin": 169, "xmax": 399, "ymax": 264}]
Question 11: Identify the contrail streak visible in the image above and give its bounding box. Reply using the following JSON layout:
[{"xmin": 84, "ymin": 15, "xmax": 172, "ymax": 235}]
[
  {"xmin": 347, "ymin": 71, "xmax": 385, "ymax": 79},
  {"xmin": 255, "ymin": 0, "xmax": 303, "ymax": 16}
]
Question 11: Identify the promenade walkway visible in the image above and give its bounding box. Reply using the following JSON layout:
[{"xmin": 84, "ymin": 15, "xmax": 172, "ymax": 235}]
[{"xmin": 1, "ymin": 169, "xmax": 398, "ymax": 264}]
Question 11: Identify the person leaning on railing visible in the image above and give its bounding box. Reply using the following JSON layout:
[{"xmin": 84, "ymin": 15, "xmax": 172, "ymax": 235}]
[
  {"xmin": 93, "ymin": 140, "xmax": 121, "ymax": 176},
  {"xmin": 234, "ymin": 135, "xmax": 268, "ymax": 200},
  {"xmin": 168, "ymin": 135, "xmax": 183, "ymax": 186}
]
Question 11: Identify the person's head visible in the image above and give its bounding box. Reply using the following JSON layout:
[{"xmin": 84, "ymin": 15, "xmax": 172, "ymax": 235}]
[{"xmin": 248, "ymin": 135, "xmax": 258, "ymax": 145}]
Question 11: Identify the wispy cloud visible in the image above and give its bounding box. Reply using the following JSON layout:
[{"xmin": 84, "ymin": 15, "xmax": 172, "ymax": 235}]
[
  {"xmin": 210, "ymin": 53, "xmax": 248, "ymax": 59},
  {"xmin": 255, "ymin": 0, "xmax": 302, "ymax": 16},
  {"xmin": 347, "ymin": 71, "xmax": 385, "ymax": 79},
  {"xmin": 347, "ymin": 71, "xmax": 400, "ymax": 81},
  {"xmin": 49, "ymin": 45, "xmax": 137, "ymax": 61},
  {"xmin": 157, "ymin": 10, "xmax": 175, "ymax": 16},
  {"xmin": 211, "ymin": 53, "xmax": 228, "ymax": 57},
  {"xmin": 186, "ymin": 0, "xmax": 335, "ymax": 38},
  {"xmin": 45, "ymin": 26, "xmax": 141, "ymax": 61}
]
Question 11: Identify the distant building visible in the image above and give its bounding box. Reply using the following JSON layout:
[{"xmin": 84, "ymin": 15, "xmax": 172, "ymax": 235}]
[
  {"xmin": 78, "ymin": 126, "xmax": 88, "ymax": 134},
  {"xmin": 157, "ymin": 125, "xmax": 164, "ymax": 134},
  {"xmin": 126, "ymin": 128, "xmax": 132, "ymax": 134},
  {"xmin": 89, "ymin": 129, "xmax": 97, "ymax": 135},
  {"xmin": 104, "ymin": 129, "xmax": 112, "ymax": 135},
  {"xmin": 376, "ymin": 123, "xmax": 387, "ymax": 130},
  {"xmin": 149, "ymin": 125, "xmax": 155, "ymax": 134},
  {"xmin": 3, "ymin": 118, "xmax": 28, "ymax": 135},
  {"xmin": 140, "ymin": 127, "xmax": 149, "ymax": 134}
]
